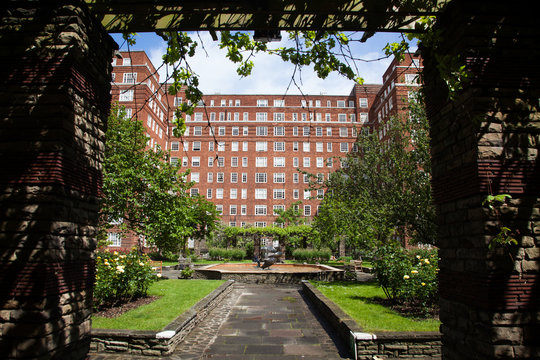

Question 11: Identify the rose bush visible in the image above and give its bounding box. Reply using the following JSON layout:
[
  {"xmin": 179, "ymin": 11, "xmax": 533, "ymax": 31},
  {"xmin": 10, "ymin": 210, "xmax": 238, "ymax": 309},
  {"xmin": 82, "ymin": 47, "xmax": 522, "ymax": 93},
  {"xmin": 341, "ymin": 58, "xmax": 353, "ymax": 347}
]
[{"xmin": 94, "ymin": 248, "xmax": 159, "ymax": 310}]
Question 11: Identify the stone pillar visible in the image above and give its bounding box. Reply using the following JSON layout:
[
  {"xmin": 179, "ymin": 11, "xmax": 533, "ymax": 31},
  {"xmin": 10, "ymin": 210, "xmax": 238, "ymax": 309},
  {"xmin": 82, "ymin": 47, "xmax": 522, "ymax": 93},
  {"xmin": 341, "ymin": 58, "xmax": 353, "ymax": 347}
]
[
  {"xmin": 0, "ymin": 2, "xmax": 115, "ymax": 359},
  {"xmin": 422, "ymin": 1, "xmax": 539, "ymax": 359}
]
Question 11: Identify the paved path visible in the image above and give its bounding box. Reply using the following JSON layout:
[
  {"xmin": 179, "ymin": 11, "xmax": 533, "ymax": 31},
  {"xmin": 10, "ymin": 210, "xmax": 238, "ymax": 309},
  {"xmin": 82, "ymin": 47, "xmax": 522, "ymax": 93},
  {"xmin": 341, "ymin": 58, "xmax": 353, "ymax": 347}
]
[{"xmin": 90, "ymin": 283, "xmax": 351, "ymax": 360}]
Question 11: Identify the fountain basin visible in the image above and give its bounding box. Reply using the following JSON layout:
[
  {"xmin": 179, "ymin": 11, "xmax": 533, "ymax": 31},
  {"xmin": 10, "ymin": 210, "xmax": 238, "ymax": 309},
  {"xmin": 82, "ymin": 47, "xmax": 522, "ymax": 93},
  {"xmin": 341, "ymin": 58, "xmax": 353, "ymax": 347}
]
[{"xmin": 193, "ymin": 263, "xmax": 344, "ymax": 284}]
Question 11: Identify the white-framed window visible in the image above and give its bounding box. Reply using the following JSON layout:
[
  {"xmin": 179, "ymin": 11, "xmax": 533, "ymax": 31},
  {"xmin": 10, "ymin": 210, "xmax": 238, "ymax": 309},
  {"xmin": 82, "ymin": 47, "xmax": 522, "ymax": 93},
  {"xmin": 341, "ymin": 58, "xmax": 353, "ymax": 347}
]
[
  {"xmin": 231, "ymin": 157, "xmax": 238, "ymax": 167},
  {"xmin": 273, "ymin": 99, "xmax": 285, "ymax": 107},
  {"xmin": 303, "ymin": 127, "xmax": 310, "ymax": 136},
  {"xmin": 216, "ymin": 205, "xmax": 223, "ymax": 215},
  {"xmin": 256, "ymin": 141, "xmax": 268, "ymax": 152},
  {"xmin": 241, "ymin": 189, "xmax": 247, "ymax": 199},
  {"xmin": 360, "ymin": 113, "xmax": 368, "ymax": 123},
  {"xmin": 255, "ymin": 173, "xmax": 267, "ymax": 183},
  {"xmin": 191, "ymin": 157, "xmax": 200, "ymax": 167},
  {"xmin": 242, "ymin": 173, "xmax": 248, "ymax": 183},
  {"xmin": 243, "ymin": 113, "xmax": 249, "ymax": 121},
  {"xmin": 235, "ymin": 99, "xmax": 241, "ymax": 106},
  {"xmin": 182, "ymin": 157, "xmax": 188, "ymax": 166},
  {"xmin": 316, "ymin": 157, "xmax": 324, "ymax": 168},
  {"xmin": 337, "ymin": 100, "xmax": 345, "ymax": 108},
  {"xmin": 218, "ymin": 127, "xmax": 226, "ymax": 136},
  {"xmin": 359, "ymin": 98, "xmax": 368, "ymax": 108},
  {"xmin": 273, "ymin": 204, "xmax": 285, "ymax": 214},
  {"xmin": 327, "ymin": 142, "xmax": 333, "ymax": 152},
  {"xmin": 206, "ymin": 188, "xmax": 212, "ymax": 199},
  {"xmin": 170, "ymin": 141, "xmax": 179, "ymax": 151},
  {"xmin": 216, "ymin": 188, "xmax": 224, "ymax": 199},
  {"xmin": 317, "ymin": 189, "xmax": 325, "ymax": 199},
  {"xmin": 301, "ymin": 113, "xmax": 307, "ymax": 122},
  {"xmin": 210, "ymin": 112, "xmax": 216, "ymax": 121},
  {"xmin": 207, "ymin": 172, "xmax": 214, "ymax": 183},
  {"xmin": 255, "ymin": 221, "xmax": 267, "ymax": 228},
  {"xmin": 241, "ymin": 205, "xmax": 247, "ymax": 215},
  {"xmin": 256, "ymin": 126, "xmax": 268, "ymax": 136},
  {"xmin": 209, "ymin": 141, "xmax": 215, "ymax": 151},
  {"xmin": 273, "ymin": 113, "xmax": 285, "ymax": 121},
  {"xmin": 339, "ymin": 127, "xmax": 348, "ymax": 137},
  {"xmin": 208, "ymin": 156, "xmax": 214, "ymax": 167},
  {"xmin": 122, "ymin": 72, "xmax": 137, "ymax": 83},
  {"xmin": 193, "ymin": 126, "xmax": 202, "ymax": 136},
  {"xmin": 230, "ymin": 205, "xmax": 237, "ymax": 215},
  {"xmin": 304, "ymin": 190, "xmax": 311, "ymax": 199},
  {"xmin": 219, "ymin": 112, "xmax": 225, "ymax": 121},
  {"xmin": 255, "ymin": 205, "xmax": 267, "ymax": 215},
  {"xmin": 292, "ymin": 127, "xmax": 298, "ymax": 136},
  {"xmin": 257, "ymin": 99, "xmax": 268, "ymax": 107},
  {"xmin": 293, "ymin": 173, "xmax": 299, "ymax": 183},
  {"xmin": 293, "ymin": 189, "xmax": 299, "ymax": 199},
  {"xmin": 220, "ymin": 99, "xmax": 226, "ymax": 106},
  {"xmin": 340, "ymin": 142, "xmax": 349, "ymax": 152},
  {"xmin": 217, "ymin": 156, "xmax": 225, "ymax": 167},
  {"xmin": 256, "ymin": 112, "xmax": 268, "ymax": 121},
  {"xmin": 242, "ymin": 142, "xmax": 248, "ymax": 151},
  {"xmin": 273, "ymin": 190, "xmax": 285, "ymax": 200},
  {"xmin": 303, "ymin": 157, "xmax": 310, "ymax": 167},
  {"xmin": 217, "ymin": 172, "xmax": 224, "ymax": 183},
  {"xmin": 256, "ymin": 157, "xmax": 267, "ymax": 167},
  {"xmin": 338, "ymin": 114, "xmax": 347, "ymax": 122},
  {"xmin": 293, "ymin": 157, "xmax": 299, "ymax": 167},
  {"xmin": 274, "ymin": 142, "xmax": 285, "ymax": 152},
  {"xmin": 242, "ymin": 157, "xmax": 248, "ymax": 167},
  {"xmin": 304, "ymin": 205, "xmax": 311, "ymax": 216},
  {"xmin": 108, "ymin": 232, "xmax": 121, "ymax": 247},
  {"xmin": 301, "ymin": 100, "xmax": 307, "ymax": 107},
  {"xmin": 192, "ymin": 141, "xmax": 201, "ymax": 151},
  {"xmin": 230, "ymin": 188, "xmax": 238, "ymax": 199},
  {"xmin": 119, "ymin": 89, "xmax": 133, "ymax": 101},
  {"xmin": 243, "ymin": 126, "xmax": 249, "ymax": 135},
  {"xmin": 274, "ymin": 126, "xmax": 285, "ymax": 136},
  {"xmin": 231, "ymin": 141, "xmax": 239, "ymax": 152},
  {"xmin": 293, "ymin": 142, "xmax": 299, "ymax": 151},
  {"xmin": 350, "ymin": 114, "xmax": 356, "ymax": 122},
  {"xmin": 191, "ymin": 172, "xmax": 199, "ymax": 183},
  {"xmin": 231, "ymin": 172, "xmax": 238, "ymax": 183},
  {"xmin": 405, "ymin": 73, "xmax": 419, "ymax": 84},
  {"xmin": 234, "ymin": 112, "xmax": 239, "ymax": 121},
  {"xmin": 273, "ymin": 157, "xmax": 285, "ymax": 167},
  {"xmin": 273, "ymin": 173, "xmax": 285, "ymax": 183},
  {"xmin": 255, "ymin": 188, "xmax": 267, "ymax": 199},
  {"xmin": 325, "ymin": 113, "xmax": 331, "ymax": 122},
  {"xmin": 194, "ymin": 113, "xmax": 203, "ymax": 122},
  {"xmin": 315, "ymin": 127, "xmax": 323, "ymax": 136},
  {"xmin": 303, "ymin": 174, "xmax": 309, "ymax": 183},
  {"xmin": 292, "ymin": 113, "xmax": 298, "ymax": 122},
  {"xmin": 174, "ymin": 97, "xmax": 182, "ymax": 107},
  {"xmin": 232, "ymin": 127, "xmax": 240, "ymax": 136},
  {"xmin": 316, "ymin": 142, "xmax": 323, "ymax": 152},
  {"xmin": 303, "ymin": 142, "xmax": 310, "ymax": 152}
]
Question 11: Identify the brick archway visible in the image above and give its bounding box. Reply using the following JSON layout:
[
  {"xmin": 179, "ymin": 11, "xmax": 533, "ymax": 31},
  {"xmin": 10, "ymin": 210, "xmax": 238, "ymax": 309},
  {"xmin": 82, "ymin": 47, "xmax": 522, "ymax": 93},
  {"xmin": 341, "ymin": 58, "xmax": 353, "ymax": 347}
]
[{"xmin": 1, "ymin": 1, "xmax": 538, "ymax": 359}]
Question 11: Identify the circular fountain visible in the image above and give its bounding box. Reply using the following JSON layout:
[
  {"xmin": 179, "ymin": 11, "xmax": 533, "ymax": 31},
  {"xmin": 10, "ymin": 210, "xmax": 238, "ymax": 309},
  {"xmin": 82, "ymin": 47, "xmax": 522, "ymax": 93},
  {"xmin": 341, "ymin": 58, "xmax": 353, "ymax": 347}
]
[{"xmin": 194, "ymin": 263, "xmax": 344, "ymax": 284}]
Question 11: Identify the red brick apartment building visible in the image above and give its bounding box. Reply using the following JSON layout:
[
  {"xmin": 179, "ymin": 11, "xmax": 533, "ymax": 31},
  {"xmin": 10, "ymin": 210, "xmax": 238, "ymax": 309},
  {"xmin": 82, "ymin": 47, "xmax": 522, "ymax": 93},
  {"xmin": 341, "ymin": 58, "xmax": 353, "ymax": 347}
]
[{"xmin": 107, "ymin": 50, "xmax": 420, "ymax": 250}]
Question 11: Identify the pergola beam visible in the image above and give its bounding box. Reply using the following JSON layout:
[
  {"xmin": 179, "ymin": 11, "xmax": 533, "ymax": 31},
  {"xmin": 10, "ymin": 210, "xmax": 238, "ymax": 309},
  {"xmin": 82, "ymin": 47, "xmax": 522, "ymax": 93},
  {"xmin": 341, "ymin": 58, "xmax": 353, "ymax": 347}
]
[{"xmin": 85, "ymin": 0, "xmax": 443, "ymax": 33}]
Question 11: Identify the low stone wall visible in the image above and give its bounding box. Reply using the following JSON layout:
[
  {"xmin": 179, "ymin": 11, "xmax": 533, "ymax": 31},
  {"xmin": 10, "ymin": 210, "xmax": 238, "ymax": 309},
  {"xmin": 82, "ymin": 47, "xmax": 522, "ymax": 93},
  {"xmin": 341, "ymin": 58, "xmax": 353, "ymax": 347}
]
[
  {"xmin": 90, "ymin": 280, "xmax": 234, "ymax": 356},
  {"xmin": 301, "ymin": 281, "xmax": 442, "ymax": 359}
]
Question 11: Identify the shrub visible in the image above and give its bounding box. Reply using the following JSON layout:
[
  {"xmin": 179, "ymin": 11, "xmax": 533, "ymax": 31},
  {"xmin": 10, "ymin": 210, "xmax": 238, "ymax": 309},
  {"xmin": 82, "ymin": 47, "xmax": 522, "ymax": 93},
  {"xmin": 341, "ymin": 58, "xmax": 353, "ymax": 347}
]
[
  {"xmin": 94, "ymin": 248, "xmax": 158, "ymax": 310},
  {"xmin": 208, "ymin": 247, "xmax": 246, "ymax": 260},
  {"xmin": 180, "ymin": 268, "xmax": 194, "ymax": 278},
  {"xmin": 148, "ymin": 250, "xmax": 177, "ymax": 261},
  {"xmin": 292, "ymin": 248, "xmax": 332, "ymax": 262},
  {"xmin": 372, "ymin": 243, "xmax": 438, "ymax": 309}
]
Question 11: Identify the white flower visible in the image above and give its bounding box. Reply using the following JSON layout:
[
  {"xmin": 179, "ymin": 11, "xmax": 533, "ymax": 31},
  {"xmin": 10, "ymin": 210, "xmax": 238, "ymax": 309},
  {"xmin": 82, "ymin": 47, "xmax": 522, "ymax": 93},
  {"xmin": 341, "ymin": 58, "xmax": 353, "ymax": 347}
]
[
  {"xmin": 156, "ymin": 273, "xmax": 162, "ymax": 278},
  {"xmin": 403, "ymin": 275, "xmax": 410, "ymax": 280},
  {"xmin": 116, "ymin": 265, "xmax": 125, "ymax": 273}
]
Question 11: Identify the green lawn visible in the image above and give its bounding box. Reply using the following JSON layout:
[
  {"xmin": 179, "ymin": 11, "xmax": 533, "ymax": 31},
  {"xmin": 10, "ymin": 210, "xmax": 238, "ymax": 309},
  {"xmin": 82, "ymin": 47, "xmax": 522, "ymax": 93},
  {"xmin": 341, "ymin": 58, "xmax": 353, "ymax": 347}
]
[
  {"xmin": 92, "ymin": 279, "xmax": 224, "ymax": 331},
  {"xmin": 311, "ymin": 281, "xmax": 440, "ymax": 332}
]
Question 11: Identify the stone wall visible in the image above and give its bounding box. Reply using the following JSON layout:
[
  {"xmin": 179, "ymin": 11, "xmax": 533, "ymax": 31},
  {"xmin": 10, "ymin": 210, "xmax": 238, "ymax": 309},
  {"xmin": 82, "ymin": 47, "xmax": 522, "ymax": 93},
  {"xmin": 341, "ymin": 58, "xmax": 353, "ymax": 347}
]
[
  {"xmin": 0, "ymin": 1, "xmax": 115, "ymax": 358},
  {"xmin": 90, "ymin": 280, "xmax": 234, "ymax": 356},
  {"xmin": 421, "ymin": 1, "xmax": 540, "ymax": 359},
  {"xmin": 301, "ymin": 281, "xmax": 442, "ymax": 359}
]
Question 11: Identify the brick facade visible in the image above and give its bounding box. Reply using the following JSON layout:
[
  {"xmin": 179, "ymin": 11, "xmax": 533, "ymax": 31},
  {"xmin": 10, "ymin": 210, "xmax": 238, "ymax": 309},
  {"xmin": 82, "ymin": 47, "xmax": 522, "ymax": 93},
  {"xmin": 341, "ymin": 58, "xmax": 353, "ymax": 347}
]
[
  {"xmin": 422, "ymin": 1, "xmax": 540, "ymax": 359},
  {"xmin": 0, "ymin": 1, "xmax": 116, "ymax": 359}
]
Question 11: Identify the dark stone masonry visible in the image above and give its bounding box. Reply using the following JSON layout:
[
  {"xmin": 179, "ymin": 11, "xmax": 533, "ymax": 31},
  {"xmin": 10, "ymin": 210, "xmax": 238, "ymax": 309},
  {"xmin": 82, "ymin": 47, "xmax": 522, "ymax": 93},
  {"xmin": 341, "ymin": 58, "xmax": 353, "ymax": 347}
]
[{"xmin": 0, "ymin": 2, "xmax": 116, "ymax": 359}]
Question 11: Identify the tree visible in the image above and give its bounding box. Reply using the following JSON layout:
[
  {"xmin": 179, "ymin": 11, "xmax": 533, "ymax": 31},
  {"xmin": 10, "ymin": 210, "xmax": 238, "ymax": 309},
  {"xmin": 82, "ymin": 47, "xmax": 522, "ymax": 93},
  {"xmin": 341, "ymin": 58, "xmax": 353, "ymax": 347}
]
[
  {"xmin": 313, "ymin": 94, "xmax": 436, "ymax": 247},
  {"xmin": 99, "ymin": 106, "xmax": 219, "ymax": 253}
]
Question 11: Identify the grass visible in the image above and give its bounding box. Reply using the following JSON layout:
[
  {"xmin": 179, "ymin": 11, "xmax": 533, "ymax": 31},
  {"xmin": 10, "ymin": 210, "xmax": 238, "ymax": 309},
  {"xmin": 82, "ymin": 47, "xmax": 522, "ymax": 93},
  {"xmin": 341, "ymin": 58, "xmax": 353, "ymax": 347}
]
[
  {"xmin": 310, "ymin": 281, "xmax": 440, "ymax": 332},
  {"xmin": 92, "ymin": 279, "xmax": 224, "ymax": 331}
]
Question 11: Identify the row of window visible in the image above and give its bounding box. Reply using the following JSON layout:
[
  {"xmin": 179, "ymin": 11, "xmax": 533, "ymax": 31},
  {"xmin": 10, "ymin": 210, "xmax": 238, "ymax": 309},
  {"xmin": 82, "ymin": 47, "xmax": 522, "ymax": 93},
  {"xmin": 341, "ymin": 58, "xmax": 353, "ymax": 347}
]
[
  {"xmin": 179, "ymin": 125, "xmax": 360, "ymax": 137},
  {"xmin": 173, "ymin": 154, "xmax": 344, "ymax": 169},
  {"xmin": 181, "ymin": 112, "xmax": 366, "ymax": 123},
  {"xmin": 190, "ymin": 170, "xmax": 329, "ymax": 184},
  {"xmin": 213, "ymin": 204, "xmax": 316, "ymax": 217},
  {"xmin": 173, "ymin": 97, "xmax": 369, "ymax": 109},
  {"xmin": 170, "ymin": 141, "xmax": 352, "ymax": 153},
  {"xmin": 202, "ymin": 188, "xmax": 324, "ymax": 200}
]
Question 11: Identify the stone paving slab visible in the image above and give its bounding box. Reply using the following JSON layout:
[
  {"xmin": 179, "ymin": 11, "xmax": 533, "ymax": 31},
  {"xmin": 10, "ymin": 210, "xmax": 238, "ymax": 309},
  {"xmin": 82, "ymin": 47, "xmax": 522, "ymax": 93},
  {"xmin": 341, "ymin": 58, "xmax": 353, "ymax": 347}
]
[{"xmin": 89, "ymin": 283, "xmax": 351, "ymax": 360}]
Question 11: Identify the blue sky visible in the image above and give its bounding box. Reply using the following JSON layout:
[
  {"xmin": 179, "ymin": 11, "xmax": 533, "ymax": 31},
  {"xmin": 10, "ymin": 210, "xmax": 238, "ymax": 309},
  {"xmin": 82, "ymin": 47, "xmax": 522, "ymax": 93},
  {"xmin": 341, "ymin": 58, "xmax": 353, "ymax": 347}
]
[{"xmin": 111, "ymin": 32, "xmax": 410, "ymax": 95}]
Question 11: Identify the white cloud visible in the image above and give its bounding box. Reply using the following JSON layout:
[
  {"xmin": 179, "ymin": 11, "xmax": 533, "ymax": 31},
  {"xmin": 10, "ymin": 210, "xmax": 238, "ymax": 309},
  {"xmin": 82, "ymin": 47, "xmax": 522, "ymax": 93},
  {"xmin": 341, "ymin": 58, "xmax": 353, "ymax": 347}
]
[{"xmin": 125, "ymin": 31, "xmax": 400, "ymax": 96}]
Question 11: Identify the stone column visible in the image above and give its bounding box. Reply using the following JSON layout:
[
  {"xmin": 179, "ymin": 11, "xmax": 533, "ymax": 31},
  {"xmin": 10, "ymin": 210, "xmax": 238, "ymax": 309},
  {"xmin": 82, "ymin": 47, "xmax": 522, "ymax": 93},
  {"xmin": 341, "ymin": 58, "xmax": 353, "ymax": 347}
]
[
  {"xmin": 0, "ymin": 2, "xmax": 116, "ymax": 359},
  {"xmin": 422, "ymin": 1, "xmax": 539, "ymax": 359}
]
